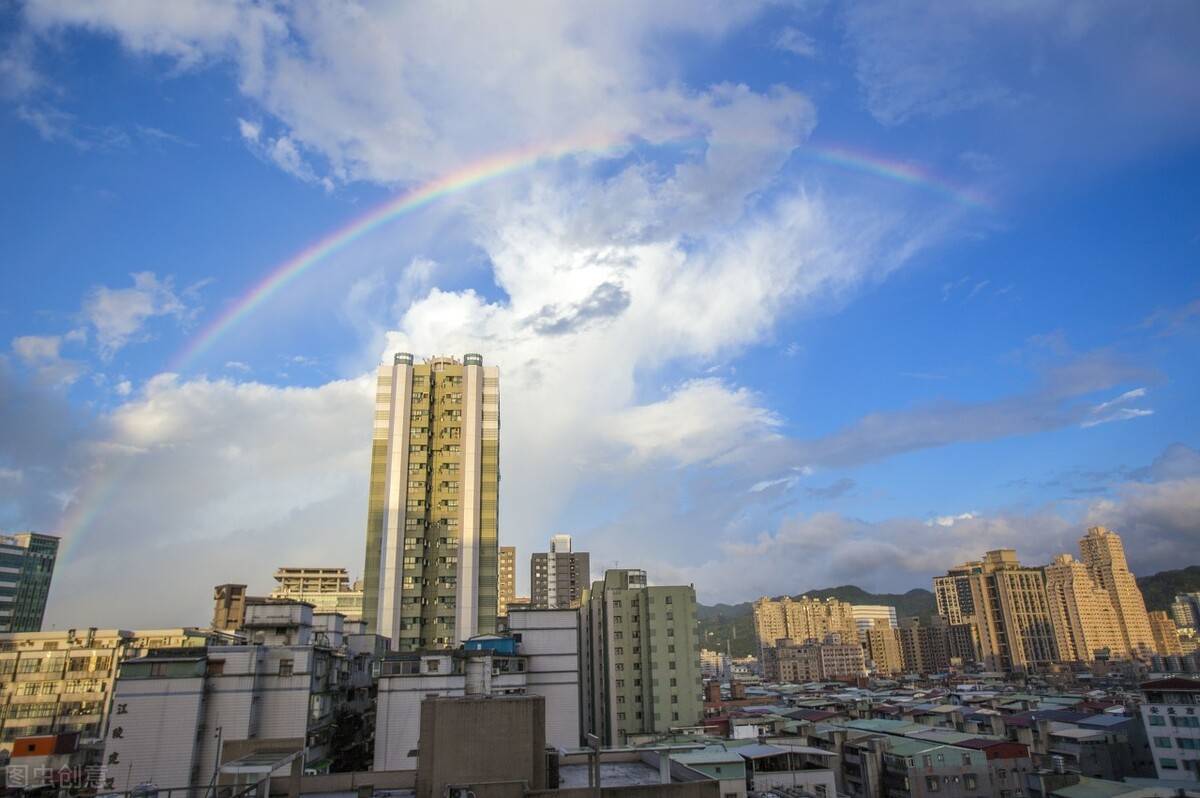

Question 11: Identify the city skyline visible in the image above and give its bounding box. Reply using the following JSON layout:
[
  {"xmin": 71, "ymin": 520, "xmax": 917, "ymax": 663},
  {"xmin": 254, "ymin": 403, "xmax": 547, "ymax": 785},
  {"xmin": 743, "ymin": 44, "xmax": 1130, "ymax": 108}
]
[{"xmin": 0, "ymin": 3, "xmax": 1197, "ymax": 631}]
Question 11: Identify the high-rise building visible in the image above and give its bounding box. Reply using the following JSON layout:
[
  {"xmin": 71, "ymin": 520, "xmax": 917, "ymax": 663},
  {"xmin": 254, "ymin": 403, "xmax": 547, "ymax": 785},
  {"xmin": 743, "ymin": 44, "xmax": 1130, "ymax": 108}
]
[
  {"xmin": 531, "ymin": 534, "xmax": 589, "ymax": 609},
  {"xmin": 498, "ymin": 546, "xmax": 516, "ymax": 617},
  {"xmin": 937, "ymin": 550, "xmax": 1057, "ymax": 672},
  {"xmin": 1044, "ymin": 554, "xmax": 1125, "ymax": 662},
  {"xmin": 752, "ymin": 596, "xmax": 858, "ymax": 652},
  {"xmin": 864, "ymin": 621, "xmax": 904, "ymax": 676},
  {"xmin": 1078, "ymin": 526, "xmax": 1155, "ymax": 656},
  {"xmin": 0, "ymin": 533, "xmax": 59, "ymax": 633},
  {"xmin": 1172, "ymin": 594, "xmax": 1200, "ymax": 630},
  {"xmin": 362, "ymin": 353, "xmax": 499, "ymax": 651},
  {"xmin": 270, "ymin": 567, "xmax": 364, "ymax": 621},
  {"xmin": 579, "ymin": 569, "xmax": 702, "ymax": 746},
  {"xmin": 897, "ymin": 617, "xmax": 952, "ymax": 675},
  {"xmin": 851, "ymin": 605, "xmax": 898, "ymax": 636},
  {"xmin": 1149, "ymin": 611, "xmax": 1184, "ymax": 656},
  {"xmin": 933, "ymin": 563, "xmax": 977, "ymax": 625}
]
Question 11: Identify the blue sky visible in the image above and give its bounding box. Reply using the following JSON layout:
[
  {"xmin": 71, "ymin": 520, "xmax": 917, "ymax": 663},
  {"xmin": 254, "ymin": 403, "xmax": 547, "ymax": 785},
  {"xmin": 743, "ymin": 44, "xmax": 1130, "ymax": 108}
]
[{"xmin": 0, "ymin": 1, "xmax": 1198, "ymax": 627}]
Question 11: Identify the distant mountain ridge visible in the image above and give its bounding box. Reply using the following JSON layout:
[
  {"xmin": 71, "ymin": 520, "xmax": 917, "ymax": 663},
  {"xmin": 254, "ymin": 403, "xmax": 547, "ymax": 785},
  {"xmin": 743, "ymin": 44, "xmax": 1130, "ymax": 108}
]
[
  {"xmin": 1137, "ymin": 565, "xmax": 1200, "ymax": 612},
  {"xmin": 697, "ymin": 566, "xmax": 1200, "ymax": 659}
]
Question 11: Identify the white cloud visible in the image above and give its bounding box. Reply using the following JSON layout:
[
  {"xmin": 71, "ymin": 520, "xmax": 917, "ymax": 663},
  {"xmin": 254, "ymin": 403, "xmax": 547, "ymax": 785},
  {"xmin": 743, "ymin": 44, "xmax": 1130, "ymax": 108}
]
[
  {"xmin": 21, "ymin": 1, "xmax": 783, "ymax": 186},
  {"xmin": 12, "ymin": 335, "xmax": 63, "ymax": 363},
  {"xmin": 1081, "ymin": 387, "xmax": 1153, "ymax": 428},
  {"xmin": 926, "ymin": 511, "xmax": 979, "ymax": 527},
  {"xmin": 236, "ymin": 117, "xmax": 260, "ymax": 142},
  {"xmin": 82, "ymin": 272, "xmax": 188, "ymax": 358},
  {"xmin": 224, "ymin": 360, "xmax": 251, "ymax": 373},
  {"xmin": 10, "ymin": 334, "xmax": 85, "ymax": 386},
  {"xmin": 774, "ymin": 27, "xmax": 817, "ymax": 58},
  {"xmin": 607, "ymin": 380, "xmax": 780, "ymax": 467},
  {"xmin": 114, "ymin": 380, "xmax": 132, "ymax": 396}
]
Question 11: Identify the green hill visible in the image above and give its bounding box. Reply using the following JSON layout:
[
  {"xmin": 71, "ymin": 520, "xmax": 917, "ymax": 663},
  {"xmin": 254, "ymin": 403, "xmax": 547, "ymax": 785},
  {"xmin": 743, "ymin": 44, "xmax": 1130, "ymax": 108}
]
[
  {"xmin": 1138, "ymin": 565, "xmax": 1200, "ymax": 612},
  {"xmin": 697, "ymin": 585, "xmax": 937, "ymax": 658}
]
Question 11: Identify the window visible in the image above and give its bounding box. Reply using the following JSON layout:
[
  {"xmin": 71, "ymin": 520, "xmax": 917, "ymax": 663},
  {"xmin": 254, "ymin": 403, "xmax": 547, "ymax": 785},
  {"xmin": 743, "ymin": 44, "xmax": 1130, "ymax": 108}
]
[
  {"xmin": 617, "ymin": 712, "xmax": 626, "ymax": 721},
  {"xmin": 926, "ymin": 777, "xmax": 940, "ymax": 792},
  {"xmin": 615, "ymin": 647, "xmax": 624, "ymax": 656},
  {"xmin": 279, "ymin": 659, "xmax": 294, "ymax": 677},
  {"xmin": 426, "ymin": 659, "xmax": 440, "ymax": 673},
  {"xmin": 665, "ymin": 596, "xmax": 672, "ymax": 604},
  {"xmin": 965, "ymin": 775, "xmax": 977, "ymax": 790},
  {"xmin": 668, "ymin": 645, "xmax": 675, "ymax": 654},
  {"xmin": 1149, "ymin": 715, "xmax": 1166, "ymax": 726},
  {"xmin": 149, "ymin": 662, "xmax": 167, "ymax": 677},
  {"xmin": 669, "ymin": 661, "xmax": 676, "ymax": 670},
  {"xmin": 1155, "ymin": 736, "xmax": 1173, "ymax": 748},
  {"xmin": 1178, "ymin": 738, "xmax": 1200, "ymax": 750},
  {"xmin": 1160, "ymin": 758, "xmax": 1178, "ymax": 770},
  {"xmin": 207, "ymin": 660, "xmax": 225, "ymax": 676},
  {"xmin": 616, "ymin": 679, "xmax": 624, "ymax": 688},
  {"xmin": 613, "ymin": 600, "xmax": 622, "ymax": 608},
  {"xmin": 666, "ymin": 612, "xmax": 674, "ymax": 621},
  {"xmin": 670, "ymin": 678, "xmax": 677, "ymax": 687},
  {"xmin": 671, "ymin": 695, "xmax": 679, "ymax": 703}
]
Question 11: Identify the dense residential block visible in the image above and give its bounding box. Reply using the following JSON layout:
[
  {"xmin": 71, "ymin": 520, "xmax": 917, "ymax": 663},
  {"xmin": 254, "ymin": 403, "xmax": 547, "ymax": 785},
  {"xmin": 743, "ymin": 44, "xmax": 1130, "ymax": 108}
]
[
  {"xmin": 0, "ymin": 627, "xmax": 237, "ymax": 752},
  {"xmin": 752, "ymin": 595, "xmax": 859, "ymax": 653},
  {"xmin": 362, "ymin": 353, "xmax": 500, "ymax": 651},
  {"xmin": 103, "ymin": 602, "xmax": 381, "ymax": 790}
]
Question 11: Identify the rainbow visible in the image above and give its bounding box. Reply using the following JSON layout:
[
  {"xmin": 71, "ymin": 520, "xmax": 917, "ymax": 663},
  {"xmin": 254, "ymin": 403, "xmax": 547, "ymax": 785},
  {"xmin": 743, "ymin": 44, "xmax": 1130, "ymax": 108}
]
[
  {"xmin": 803, "ymin": 143, "xmax": 992, "ymax": 210},
  {"xmin": 169, "ymin": 131, "xmax": 624, "ymax": 372},
  {"xmin": 54, "ymin": 135, "xmax": 993, "ymax": 553}
]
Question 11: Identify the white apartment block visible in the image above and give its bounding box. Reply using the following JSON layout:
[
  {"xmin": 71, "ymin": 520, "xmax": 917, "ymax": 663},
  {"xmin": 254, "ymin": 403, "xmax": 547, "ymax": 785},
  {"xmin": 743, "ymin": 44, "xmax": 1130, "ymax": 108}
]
[
  {"xmin": 374, "ymin": 649, "xmax": 528, "ymax": 772},
  {"xmin": 1141, "ymin": 677, "xmax": 1200, "ymax": 782},
  {"xmin": 103, "ymin": 602, "xmax": 380, "ymax": 791},
  {"xmin": 507, "ymin": 608, "xmax": 582, "ymax": 751},
  {"xmin": 851, "ymin": 605, "xmax": 898, "ymax": 635},
  {"xmin": 374, "ymin": 610, "xmax": 583, "ymax": 771}
]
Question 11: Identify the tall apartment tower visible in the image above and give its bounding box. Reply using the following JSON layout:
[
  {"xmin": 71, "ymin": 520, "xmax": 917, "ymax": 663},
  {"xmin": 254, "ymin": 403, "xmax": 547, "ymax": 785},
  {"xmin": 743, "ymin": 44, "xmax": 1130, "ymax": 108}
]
[
  {"xmin": 1043, "ymin": 554, "xmax": 1125, "ymax": 662},
  {"xmin": 531, "ymin": 534, "xmax": 590, "ymax": 609},
  {"xmin": 498, "ymin": 546, "xmax": 516, "ymax": 618},
  {"xmin": 938, "ymin": 550, "xmax": 1058, "ymax": 672},
  {"xmin": 1148, "ymin": 611, "xmax": 1183, "ymax": 656},
  {"xmin": 0, "ymin": 532, "xmax": 59, "ymax": 632},
  {"xmin": 933, "ymin": 563, "xmax": 978, "ymax": 625},
  {"xmin": 1078, "ymin": 526, "xmax": 1155, "ymax": 655},
  {"xmin": 362, "ymin": 353, "xmax": 500, "ymax": 651},
  {"xmin": 579, "ymin": 569, "xmax": 703, "ymax": 746}
]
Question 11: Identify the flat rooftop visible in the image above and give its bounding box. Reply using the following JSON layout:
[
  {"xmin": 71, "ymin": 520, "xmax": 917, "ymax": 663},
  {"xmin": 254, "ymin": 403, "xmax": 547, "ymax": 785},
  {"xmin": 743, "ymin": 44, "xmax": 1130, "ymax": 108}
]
[{"xmin": 559, "ymin": 762, "xmax": 665, "ymax": 788}]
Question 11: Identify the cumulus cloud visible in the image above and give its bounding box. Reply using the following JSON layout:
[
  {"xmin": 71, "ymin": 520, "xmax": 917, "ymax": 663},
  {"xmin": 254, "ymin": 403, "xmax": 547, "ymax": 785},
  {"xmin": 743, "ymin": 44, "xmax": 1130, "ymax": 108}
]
[
  {"xmin": 9, "ymin": 334, "xmax": 85, "ymax": 387},
  {"xmin": 81, "ymin": 272, "xmax": 189, "ymax": 358}
]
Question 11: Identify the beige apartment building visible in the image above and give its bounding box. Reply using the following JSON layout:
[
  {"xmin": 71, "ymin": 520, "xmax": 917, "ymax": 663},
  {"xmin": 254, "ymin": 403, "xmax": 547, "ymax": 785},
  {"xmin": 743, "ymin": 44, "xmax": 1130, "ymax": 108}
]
[
  {"xmin": 1148, "ymin": 610, "xmax": 1183, "ymax": 655},
  {"xmin": 937, "ymin": 550, "xmax": 1058, "ymax": 672},
  {"xmin": 362, "ymin": 353, "xmax": 500, "ymax": 651},
  {"xmin": 1044, "ymin": 554, "xmax": 1126, "ymax": 662},
  {"xmin": 270, "ymin": 566, "xmax": 364, "ymax": 621},
  {"xmin": 0, "ymin": 627, "xmax": 234, "ymax": 751},
  {"xmin": 864, "ymin": 621, "xmax": 905, "ymax": 676},
  {"xmin": 579, "ymin": 569, "xmax": 703, "ymax": 746},
  {"xmin": 763, "ymin": 634, "xmax": 865, "ymax": 683},
  {"xmin": 752, "ymin": 596, "xmax": 858, "ymax": 651},
  {"xmin": 1079, "ymin": 526, "xmax": 1155, "ymax": 655},
  {"xmin": 498, "ymin": 546, "xmax": 516, "ymax": 618}
]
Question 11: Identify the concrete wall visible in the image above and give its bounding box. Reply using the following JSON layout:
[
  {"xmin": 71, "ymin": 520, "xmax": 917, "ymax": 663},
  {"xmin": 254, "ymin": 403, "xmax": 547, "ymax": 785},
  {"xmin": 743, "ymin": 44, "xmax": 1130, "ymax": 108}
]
[
  {"xmin": 509, "ymin": 609, "xmax": 582, "ymax": 751},
  {"xmin": 530, "ymin": 782, "xmax": 720, "ymax": 798},
  {"xmin": 267, "ymin": 768, "xmax": 415, "ymax": 795},
  {"xmin": 105, "ymin": 674, "xmax": 205, "ymax": 791},
  {"xmin": 415, "ymin": 695, "xmax": 546, "ymax": 798}
]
